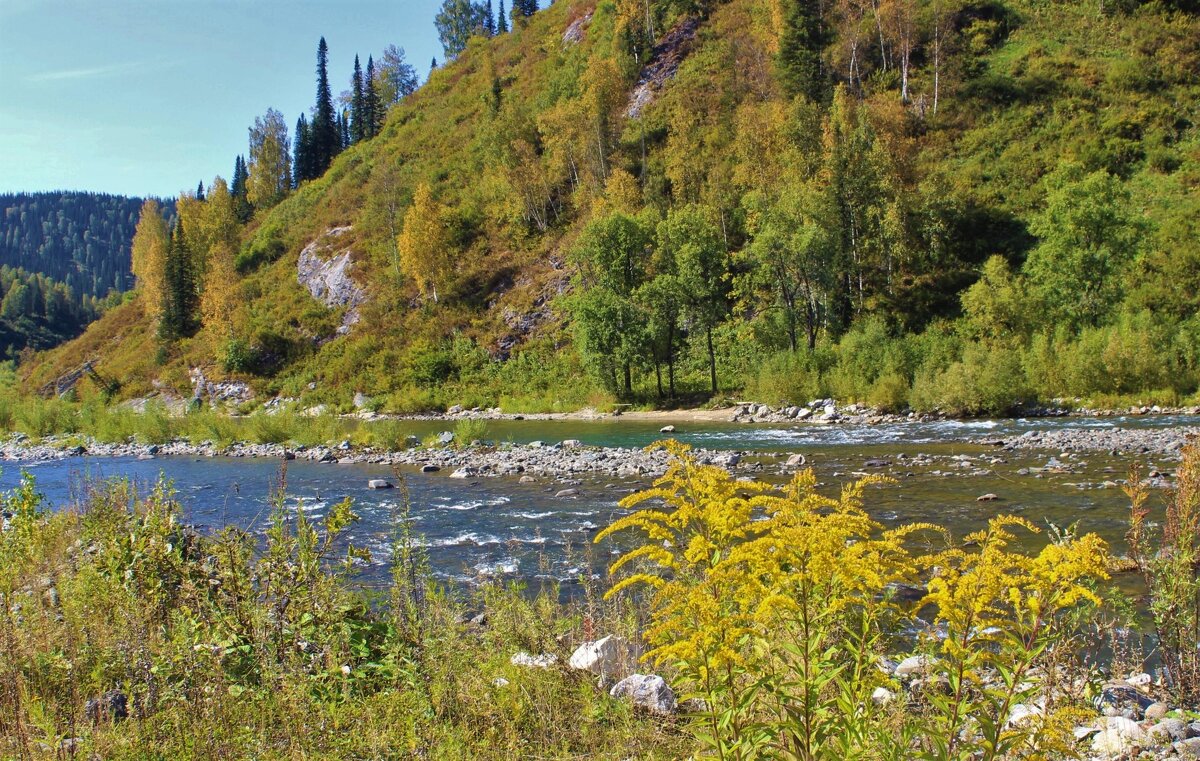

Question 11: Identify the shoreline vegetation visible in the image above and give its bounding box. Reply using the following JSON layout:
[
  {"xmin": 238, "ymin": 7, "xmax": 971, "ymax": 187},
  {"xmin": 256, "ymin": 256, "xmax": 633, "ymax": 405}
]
[{"xmin": 4, "ymin": 442, "xmax": 1200, "ymax": 759}]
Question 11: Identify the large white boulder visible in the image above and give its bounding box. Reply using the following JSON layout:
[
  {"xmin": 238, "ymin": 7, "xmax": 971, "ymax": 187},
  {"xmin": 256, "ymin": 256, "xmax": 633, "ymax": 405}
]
[
  {"xmin": 610, "ymin": 674, "xmax": 676, "ymax": 715},
  {"xmin": 568, "ymin": 635, "xmax": 639, "ymax": 680}
]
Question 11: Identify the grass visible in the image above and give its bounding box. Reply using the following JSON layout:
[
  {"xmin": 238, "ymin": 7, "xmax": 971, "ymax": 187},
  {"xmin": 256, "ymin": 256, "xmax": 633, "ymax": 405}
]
[{"xmin": 0, "ymin": 473, "xmax": 686, "ymax": 760}]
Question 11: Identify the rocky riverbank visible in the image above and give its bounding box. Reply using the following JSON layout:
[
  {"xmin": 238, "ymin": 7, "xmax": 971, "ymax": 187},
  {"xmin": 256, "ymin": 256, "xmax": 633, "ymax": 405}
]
[
  {"xmin": 986, "ymin": 426, "xmax": 1200, "ymax": 457},
  {"xmin": 0, "ymin": 434, "xmax": 754, "ymax": 482}
]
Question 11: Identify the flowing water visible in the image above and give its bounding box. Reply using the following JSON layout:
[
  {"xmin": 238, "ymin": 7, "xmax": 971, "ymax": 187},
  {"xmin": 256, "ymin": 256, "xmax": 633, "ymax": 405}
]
[{"xmin": 3, "ymin": 414, "xmax": 1195, "ymax": 589}]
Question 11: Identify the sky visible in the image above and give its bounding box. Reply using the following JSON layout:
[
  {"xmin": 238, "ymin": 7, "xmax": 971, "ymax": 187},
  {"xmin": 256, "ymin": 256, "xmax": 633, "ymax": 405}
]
[{"xmin": 0, "ymin": 0, "xmax": 444, "ymax": 198}]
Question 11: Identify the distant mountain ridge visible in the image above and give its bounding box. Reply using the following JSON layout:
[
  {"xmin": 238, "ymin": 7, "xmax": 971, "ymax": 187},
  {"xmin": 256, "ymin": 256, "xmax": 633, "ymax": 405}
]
[{"xmin": 0, "ymin": 191, "xmax": 149, "ymax": 300}]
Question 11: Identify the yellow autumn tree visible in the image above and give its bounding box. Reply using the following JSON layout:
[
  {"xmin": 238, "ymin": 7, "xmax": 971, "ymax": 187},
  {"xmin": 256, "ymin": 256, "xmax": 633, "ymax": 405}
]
[
  {"xmin": 130, "ymin": 199, "xmax": 169, "ymax": 323},
  {"xmin": 397, "ymin": 182, "xmax": 452, "ymax": 302},
  {"xmin": 198, "ymin": 178, "xmax": 241, "ymax": 338}
]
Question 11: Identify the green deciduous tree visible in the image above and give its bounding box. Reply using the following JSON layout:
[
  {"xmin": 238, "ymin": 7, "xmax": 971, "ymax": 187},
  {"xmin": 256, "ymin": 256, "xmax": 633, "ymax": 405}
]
[
  {"xmin": 569, "ymin": 211, "xmax": 654, "ymax": 395},
  {"xmin": 1024, "ymin": 164, "xmax": 1147, "ymax": 331},
  {"xmin": 435, "ymin": 0, "xmax": 490, "ymax": 61},
  {"xmin": 657, "ymin": 204, "xmax": 729, "ymax": 396}
]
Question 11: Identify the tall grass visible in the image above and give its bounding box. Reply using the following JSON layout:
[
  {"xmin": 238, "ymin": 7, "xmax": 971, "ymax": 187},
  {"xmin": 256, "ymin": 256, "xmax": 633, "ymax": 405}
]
[{"xmin": 0, "ymin": 474, "xmax": 682, "ymax": 759}]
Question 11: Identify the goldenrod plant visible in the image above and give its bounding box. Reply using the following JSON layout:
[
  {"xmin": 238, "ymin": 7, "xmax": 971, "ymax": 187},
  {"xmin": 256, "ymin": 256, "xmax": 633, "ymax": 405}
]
[{"xmin": 599, "ymin": 441, "xmax": 1110, "ymax": 760}]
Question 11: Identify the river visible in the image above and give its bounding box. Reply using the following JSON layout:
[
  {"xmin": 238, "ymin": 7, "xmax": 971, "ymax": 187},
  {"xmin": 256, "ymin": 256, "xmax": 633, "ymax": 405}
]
[{"xmin": 2, "ymin": 414, "xmax": 1194, "ymax": 589}]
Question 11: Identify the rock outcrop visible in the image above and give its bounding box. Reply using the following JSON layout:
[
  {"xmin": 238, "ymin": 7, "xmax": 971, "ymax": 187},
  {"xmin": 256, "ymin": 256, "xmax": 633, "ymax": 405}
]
[{"xmin": 296, "ymin": 226, "xmax": 367, "ymax": 335}]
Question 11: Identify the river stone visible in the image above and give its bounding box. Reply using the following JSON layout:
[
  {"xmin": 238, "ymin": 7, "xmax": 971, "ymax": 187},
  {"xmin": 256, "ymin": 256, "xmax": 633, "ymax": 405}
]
[
  {"xmin": 510, "ymin": 652, "xmax": 558, "ymax": 669},
  {"xmin": 568, "ymin": 635, "xmax": 639, "ymax": 680},
  {"xmin": 449, "ymin": 467, "xmax": 477, "ymax": 479},
  {"xmin": 871, "ymin": 687, "xmax": 894, "ymax": 706},
  {"xmin": 519, "ymin": 475, "xmax": 537, "ymax": 484},
  {"xmin": 1097, "ymin": 681, "xmax": 1155, "ymax": 718},
  {"xmin": 1145, "ymin": 702, "xmax": 1170, "ymax": 721},
  {"xmin": 1149, "ymin": 718, "xmax": 1188, "ymax": 743},
  {"xmin": 437, "ymin": 431, "xmax": 455, "ymax": 445},
  {"xmin": 796, "ymin": 407, "xmax": 813, "ymax": 420},
  {"xmin": 84, "ymin": 690, "xmax": 128, "ymax": 723},
  {"xmin": 561, "ymin": 439, "xmax": 583, "ymax": 449},
  {"xmin": 420, "ymin": 464, "xmax": 441, "ymax": 473},
  {"xmin": 659, "ymin": 425, "xmax": 676, "ymax": 433},
  {"xmin": 977, "ymin": 493, "xmax": 1000, "ymax": 502},
  {"xmin": 555, "ymin": 488, "xmax": 581, "ymax": 498},
  {"xmin": 610, "ymin": 674, "xmax": 676, "ymax": 715},
  {"xmin": 894, "ymin": 655, "xmax": 931, "ymax": 678},
  {"xmin": 1128, "ymin": 672, "xmax": 1153, "ymax": 690},
  {"xmin": 1177, "ymin": 737, "xmax": 1200, "ymax": 760},
  {"xmin": 1091, "ymin": 716, "xmax": 1145, "ymax": 756},
  {"xmin": 786, "ymin": 453, "xmax": 807, "ymax": 467},
  {"xmin": 367, "ymin": 479, "xmax": 393, "ymax": 489}
]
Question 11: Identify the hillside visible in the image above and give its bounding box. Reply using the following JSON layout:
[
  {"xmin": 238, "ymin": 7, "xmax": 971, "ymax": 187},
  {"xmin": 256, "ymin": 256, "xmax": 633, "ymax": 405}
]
[
  {"xmin": 20, "ymin": 0, "xmax": 1200, "ymax": 415},
  {"xmin": 0, "ymin": 192, "xmax": 144, "ymax": 299},
  {"xmin": 0, "ymin": 192, "xmax": 150, "ymax": 357}
]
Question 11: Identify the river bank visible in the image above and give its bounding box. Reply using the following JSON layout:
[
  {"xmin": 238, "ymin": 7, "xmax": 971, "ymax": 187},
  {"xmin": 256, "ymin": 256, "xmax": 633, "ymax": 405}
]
[{"xmin": 987, "ymin": 425, "xmax": 1200, "ymax": 456}]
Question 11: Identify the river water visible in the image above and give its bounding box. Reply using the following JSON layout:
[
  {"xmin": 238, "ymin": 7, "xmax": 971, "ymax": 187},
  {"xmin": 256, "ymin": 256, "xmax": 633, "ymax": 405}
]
[{"xmin": 2, "ymin": 414, "xmax": 1194, "ymax": 589}]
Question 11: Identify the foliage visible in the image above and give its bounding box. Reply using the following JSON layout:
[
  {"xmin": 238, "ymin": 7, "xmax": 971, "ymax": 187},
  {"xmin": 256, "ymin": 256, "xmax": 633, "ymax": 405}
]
[
  {"xmin": 1127, "ymin": 443, "xmax": 1200, "ymax": 704},
  {"xmin": 0, "ymin": 474, "xmax": 684, "ymax": 759},
  {"xmin": 599, "ymin": 441, "xmax": 1109, "ymax": 758},
  {"xmin": 18, "ymin": 0, "xmax": 1200, "ymax": 415},
  {"xmin": 0, "ymin": 191, "xmax": 145, "ymax": 300}
]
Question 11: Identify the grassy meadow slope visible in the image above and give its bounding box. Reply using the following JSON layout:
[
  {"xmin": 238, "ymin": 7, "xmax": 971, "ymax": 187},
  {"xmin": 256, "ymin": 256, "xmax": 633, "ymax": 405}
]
[{"xmin": 19, "ymin": 0, "xmax": 1200, "ymax": 414}]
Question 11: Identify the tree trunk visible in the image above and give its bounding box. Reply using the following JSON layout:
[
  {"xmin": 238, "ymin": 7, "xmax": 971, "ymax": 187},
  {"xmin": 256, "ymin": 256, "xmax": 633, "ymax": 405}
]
[
  {"xmin": 623, "ymin": 363, "xmax": 632, "ymax": 397},
  {"xmin": 654, "ymin": 359, "xmax": 663, "ymax": 399},
  {"xmin": 667, "ymin": 322, "xmax": 676, "ymax": 398},
  {"xmin": 706, "ymin": 327, "xmax": 717, "ymax": 396}
]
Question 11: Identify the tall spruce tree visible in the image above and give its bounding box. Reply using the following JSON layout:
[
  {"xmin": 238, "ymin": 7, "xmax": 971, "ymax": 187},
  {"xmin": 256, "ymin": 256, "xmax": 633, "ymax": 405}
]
[
  {"xmin": 486, "ymin": 0, "xmax": 496, "ymax": 34},
  {"xmin": 230, "ymin": 155, "xmax": 251, "ymax": 222},
  {"xmin": 350, "ymin": 55, "xmax": 365, "ymax": 143},
  {"xmin": 310, "ymin": 37, "xmax": 341, "ymax": 176},
  {"xmin": 778, "ymin": 0, "xmax": 826, "ymax": 102},
  {"xmin": 497, "ymin": 0, "xmax": 509, "ymax": 32},
  {"xmin": 340, "ymin": 110, "xmax": 351, "ymax": 150},
  {"xmin": 195, "ymin": 181, "xmax": 205, "ymax": 201},
  {"xmin": 364, "ymin": 55, "xmax": 381, "ymax": 137},
  {"xmin": 161, "ymin": 220, "xmax": 198, "ymax": 339},
  {"xmin": 293, "ymin": 114, "xmax": 311, "ymax": 184}
]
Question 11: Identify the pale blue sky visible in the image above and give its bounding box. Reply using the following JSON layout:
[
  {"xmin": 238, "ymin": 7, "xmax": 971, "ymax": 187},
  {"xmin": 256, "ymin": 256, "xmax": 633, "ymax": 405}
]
[{"xmin": 0, "ymin": 0, "xmax": 445, "ymax": 198}]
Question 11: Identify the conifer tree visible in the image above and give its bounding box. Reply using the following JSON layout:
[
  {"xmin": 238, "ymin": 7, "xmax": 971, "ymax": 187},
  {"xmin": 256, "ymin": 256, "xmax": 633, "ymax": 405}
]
[
  {"xmin": 350, "ymin": 55, "xmax": 365, "ymax": 143},
  {"xmin": 486, "ymin": 0, "xmax": 496, "ymax": 34},
  {"xmin": 294, "ymin": 115, "xmax": 311, "ymax": 184},
  {"xmin": 778, "ymin": 0, "xmax": 826, "ymax": 102},
  {"xmin": 161, "ymin": 220, "xmax": 198, "ymax": 339},
  {"xmin": 498, "ymin": 0, "xmax": 509, "ymax": 32},
  {"xmin": 195, "ymin": 181, "xmax": 206, "ymax": 201},
  {"xmin": 364, "ymin": 55, "xmax": 380, "ymax": 137},
  {"xmin": 310, "ymin": 37, "xmax": 341, "ymax": 176},
  {"xmin": 340, "ymin": 110, "xmax": 351, "ymax": 150},
  {"xmin": 230, "ymin": 156, "xmax": 252, "ymax": 222}
]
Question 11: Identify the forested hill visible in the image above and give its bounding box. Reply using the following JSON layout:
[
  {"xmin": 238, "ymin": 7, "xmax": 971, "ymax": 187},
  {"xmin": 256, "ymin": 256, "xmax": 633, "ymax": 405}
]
[
  {"xmin": 21, "ymin": 0, "xmax": 1200, "ymax": 414},
  {"xmin": 0, "ymin": 192, "xmax": 145, "ymax": 300}
]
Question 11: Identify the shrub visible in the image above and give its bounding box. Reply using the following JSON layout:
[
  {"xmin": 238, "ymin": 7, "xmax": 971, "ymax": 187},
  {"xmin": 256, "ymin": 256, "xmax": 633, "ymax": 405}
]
[
  {"xmin": 452, "ymin": 418, "xmax": 489, "ymax": 447},
  {"xmin": 1127, "ymin": 444, "xmax": 1200, "ymax": 703},
  {"xmin": 599, "ymin": 442, "xmax": 1108, "ymax": 759}
]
